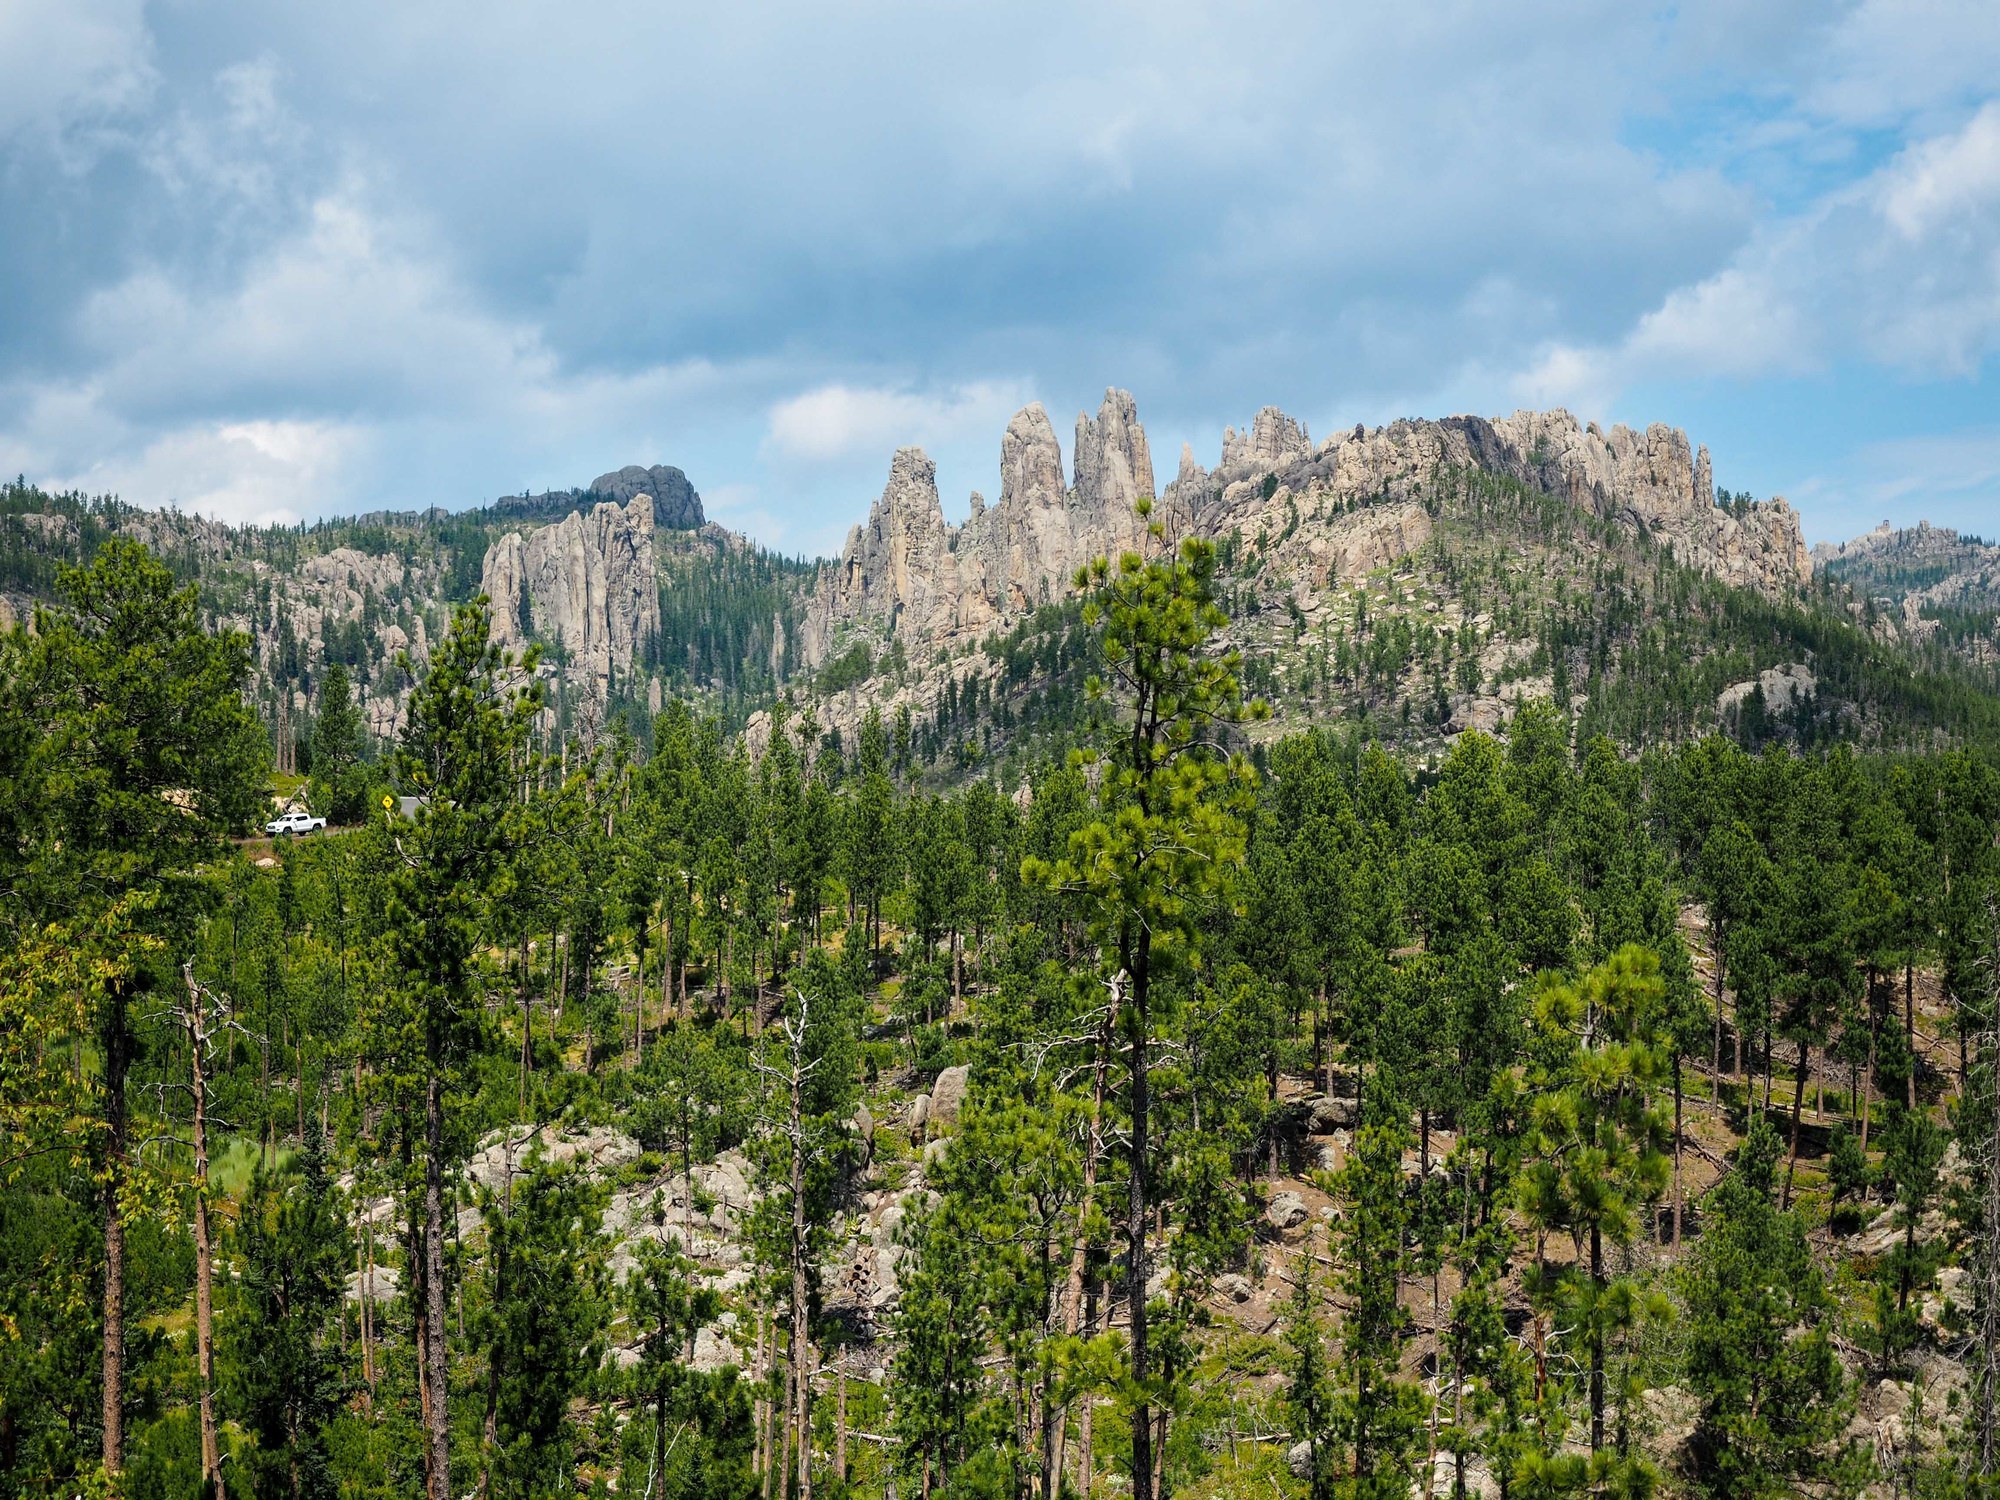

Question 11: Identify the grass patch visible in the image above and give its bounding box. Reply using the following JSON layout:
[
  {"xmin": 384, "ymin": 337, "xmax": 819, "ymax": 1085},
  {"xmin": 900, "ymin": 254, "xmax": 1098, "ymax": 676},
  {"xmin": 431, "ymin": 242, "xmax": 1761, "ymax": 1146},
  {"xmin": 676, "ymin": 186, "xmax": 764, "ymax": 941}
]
[{"xmin": 209, "ymin": 1136, "xmax": 292, "ymax": 1198}]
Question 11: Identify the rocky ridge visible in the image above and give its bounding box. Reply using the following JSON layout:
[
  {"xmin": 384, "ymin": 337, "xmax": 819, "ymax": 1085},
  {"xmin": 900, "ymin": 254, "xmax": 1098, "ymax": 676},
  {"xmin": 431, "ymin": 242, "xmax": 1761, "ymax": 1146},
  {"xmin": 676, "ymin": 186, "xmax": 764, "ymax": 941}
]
[
  {"xmin": 799, "ymin": 390, "xmax": 1158, "ymax": 669},
  {"xmin": 482, "ymin": 494, "xmax": 663, "ymax": 690},
  {"xmin": 584, "ymin": 464, "xmax": 707, "ymax": 530},
  {"xmin": 800, "ymin": 393, "xmax": 1811, "ymax": 677},
  {"xmin": 776, "ymin": 390, "xmax": 1819, "ymax": 752},
  {"xmin": 1815, "ymin": 521, "xmax": 2000, "ymax": 645}
]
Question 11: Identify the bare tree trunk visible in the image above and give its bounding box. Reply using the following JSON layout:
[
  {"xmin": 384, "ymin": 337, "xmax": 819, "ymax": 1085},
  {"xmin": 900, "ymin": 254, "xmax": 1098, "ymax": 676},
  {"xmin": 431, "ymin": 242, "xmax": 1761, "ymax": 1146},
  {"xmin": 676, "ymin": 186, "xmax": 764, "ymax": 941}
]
[
  {"xmin": 423, "ymin": 1065, "xmax": 452, "ymax": 1500},
  {"xmin": 1589, "ymin": 1221, "xmax": 1605, "ymax": 1454},
  {"xmin": 479, "ymin": 1163, "xmax": 509, "ymax": 1500},
  {"xmin": 1908, "ymin": 963, "xmax": 1918, "ymax": 1109},
  {"xmin": 409, "ymin": 1177, "xmax": 432, "ymax": 1493},
  {"xmin": 1051, "ymin": 1001, "xmax": 1114, "ymax": 1500},
  {"xmin": 1784, "ymin": 1040, "xmax": 1810, "ymax": 1210},
  {"xmin": 790, "ymin": 1054, "xmax": 815, "ymax": 1500},
  {"xmin": 835, "ymin": 1354, "xmax": 848, "ymax": 1483},
  {"xmin": 1673, "ymin": 1055, "xmax": 1685, "ymax": 1250},
  {"xmin": 183, "ymin": 978, "xmax": 224, "ymax": 1500},
  {"xmin": 1862, "ymin": 1006, "xmax": 1879, "ymax": 1154},
  {"xmin": 1711, "ymin": 924, "xmax": 1725, "ymax": 1075},
  {"xmin": 261, "ymin": 1032, "xmax": 273, "ymax": 1165},
  {"xmin": 100, "ymin": 982, "xmax": 132, "ymax": 1481},
  {"xmin": 1077, "ymin": 1302, "xmax": 1097, "ymax": 1499},
  {"xmin": 662, "ymin": 906, "xmax": 674, "ymax": 1021},
  {"xmin": 753, "ymin": 1308, "xmax": 771, "ymax": 1495},
  {"xmin": 1127, "ymin": 943, "xmax": 1155, "ymax": 1500}
]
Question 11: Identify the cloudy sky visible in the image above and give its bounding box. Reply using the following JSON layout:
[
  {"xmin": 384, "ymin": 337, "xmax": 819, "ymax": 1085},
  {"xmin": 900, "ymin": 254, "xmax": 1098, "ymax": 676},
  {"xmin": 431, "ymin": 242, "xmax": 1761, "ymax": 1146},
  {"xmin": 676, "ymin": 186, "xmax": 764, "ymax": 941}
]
[{"xmin": 3, "ymin": 1, "xmax": 1998, "ymax": 555}]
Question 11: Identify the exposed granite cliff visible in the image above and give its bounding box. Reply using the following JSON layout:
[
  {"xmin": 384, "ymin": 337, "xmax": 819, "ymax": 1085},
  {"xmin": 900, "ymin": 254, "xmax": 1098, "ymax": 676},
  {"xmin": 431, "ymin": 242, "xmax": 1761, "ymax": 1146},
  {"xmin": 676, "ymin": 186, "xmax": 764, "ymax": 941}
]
[
  {"xmin": 800, "ymin": 395, "xmax": 1811, "ymax": 674},
  {"xmin": 1165, "ymin": 406, "xmax": 1810, "ymax": 595},
  {"xmin": 799, "ymin": 389, "xmax": 1158, "ymax": 667},
  {"xmin": 587, "ymin": 464, "xmax": 706, "ymax": 530},
  {"xmin": 482, "ymin": 494, "xmax": 661, "ymax": 686},
  {"xmin": 1815, "ymin": 521, "xmax": 2000, "ymax": 647}
]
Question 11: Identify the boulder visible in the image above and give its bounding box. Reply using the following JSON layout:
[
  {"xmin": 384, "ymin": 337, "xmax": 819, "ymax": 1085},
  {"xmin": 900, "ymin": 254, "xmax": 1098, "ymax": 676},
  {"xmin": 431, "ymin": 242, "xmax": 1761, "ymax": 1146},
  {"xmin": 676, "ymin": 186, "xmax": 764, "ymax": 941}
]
[
  {"xmin": 1265, "ymin": 1191, "xmax": 1310, "ymax": 1233},
  {"xmin": 465, "ymin": 1124, "xmax": 642, "ymax": 1198},
  {"xmin": 929, "ymin": 1066, "xmax": 971, "ymax": 1130},
  {"xmin": 1307, "ymin": 1093, "xmax": 1358, "ymax": 1134},
  {"xmin": 1287, "ymin": 1440, "xmax": 1315, "ymax": 1480},
  {"xmin": 1215, "ymin": 1273, "xmax": 1254, "ymax": 1304},
  {"xmin": 587, "ymin": 464, "xmax": 706, "ymax": 529},
  {"xmin": 345, "ymin": 1264, "xmax": 401, "ymax": 1306}
]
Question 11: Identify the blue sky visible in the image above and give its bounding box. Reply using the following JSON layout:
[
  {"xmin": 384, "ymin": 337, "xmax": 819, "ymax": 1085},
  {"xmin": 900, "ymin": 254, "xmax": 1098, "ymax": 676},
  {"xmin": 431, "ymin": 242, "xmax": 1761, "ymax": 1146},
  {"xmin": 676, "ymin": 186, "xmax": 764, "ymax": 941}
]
[{"xmin": 2, "ymin": 2, "xmax": 1997, "ymax": 556}]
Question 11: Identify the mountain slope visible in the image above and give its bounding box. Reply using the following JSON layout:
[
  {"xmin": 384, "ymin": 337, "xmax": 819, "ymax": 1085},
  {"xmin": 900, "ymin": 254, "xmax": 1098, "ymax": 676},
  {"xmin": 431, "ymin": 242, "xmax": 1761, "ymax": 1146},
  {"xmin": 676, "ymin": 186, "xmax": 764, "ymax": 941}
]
[
  {"xmin": 1815, "ymin": 521, "xmax": 2000, "ymax": 672},
  {"xmin": 5, "ymin": 395, "xmax": 1998, "ymax": 772},
  {"xmin": 777, "ymin": 392, "xmax": 2000, "ymax": 771}
]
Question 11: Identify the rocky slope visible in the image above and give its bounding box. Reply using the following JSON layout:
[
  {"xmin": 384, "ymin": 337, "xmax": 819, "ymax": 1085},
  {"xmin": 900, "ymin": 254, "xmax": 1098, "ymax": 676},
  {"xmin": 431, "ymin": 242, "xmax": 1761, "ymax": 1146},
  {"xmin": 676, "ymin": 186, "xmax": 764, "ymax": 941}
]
[
  {"xmin": 801, "ymin": 390, "xmax": 1811, "ymax": 678},
  {"xmin": 481, "ymin": 494, "xmax": 663, "ymax": 690},
  {"xmin": 779, "ymin": 390, "xmax": 1829, "ymax": 755},
  {"xmin": 1815, "ymin": 521, "xmax": 2000, "ymax": 650},
  {"xmin": 0, "ymin": 463, "xmax": 716, "ymax": 747},
  {"xmin": 28, "ymin": 397, "xmax": 1999, "ymax": 769},
  {"xmin": 799, "ymin": 391, "xmax": 1158, "ymax": 668}
]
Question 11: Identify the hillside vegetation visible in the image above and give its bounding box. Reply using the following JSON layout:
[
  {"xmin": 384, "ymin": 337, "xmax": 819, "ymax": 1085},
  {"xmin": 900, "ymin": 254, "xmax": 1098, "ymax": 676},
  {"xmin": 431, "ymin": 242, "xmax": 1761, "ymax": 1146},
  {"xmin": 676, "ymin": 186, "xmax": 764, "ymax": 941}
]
[{"xmin": 5, "ymin": 525, "xmax": 2000, "ymax": 1500}]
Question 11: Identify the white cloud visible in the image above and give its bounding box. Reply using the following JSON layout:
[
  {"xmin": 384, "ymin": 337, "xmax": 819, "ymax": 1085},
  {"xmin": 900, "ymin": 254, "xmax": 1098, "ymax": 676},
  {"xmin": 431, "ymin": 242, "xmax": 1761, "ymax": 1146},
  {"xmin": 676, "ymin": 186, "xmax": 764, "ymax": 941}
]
[
  {"xmin": 1786, "ymin": 426, "xmax": 2000, "ymax": 541},
  {"xmin": 764, "ymin": 381, "xmax": 1034, "ymax": 466},
  {"xmin": 1800, "ymin": 0, "xmax": 2000, "ymax": 128},
  {"xmin": 1512, "ymin": 99, "xmax": 2000, "ymax": 409},
  {"xmin": 70, "ymin": 419, "xmax": 363, "ymax": 527},
  {"xmin": 3, "ymin": 178, "xmax": 755, "ymax": 524},
  {"xmin": 2, "ymin": 2, "xmax": 1998, "ymax": 547},
  {"xmin": 1880, "ymin": 103, "xmax": 2000, "ymax": 239},
  {"xmin": 0, "ymin": 0, "xmax": 152, "ymax": 142}
]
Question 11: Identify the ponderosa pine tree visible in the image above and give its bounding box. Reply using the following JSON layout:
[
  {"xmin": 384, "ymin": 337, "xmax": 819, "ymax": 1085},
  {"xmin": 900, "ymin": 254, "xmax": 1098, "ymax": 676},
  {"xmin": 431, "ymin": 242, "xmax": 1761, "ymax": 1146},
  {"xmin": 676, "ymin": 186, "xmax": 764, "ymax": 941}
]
[
  {"xmin": 1682, "ymin": 1119, "xmax": 1861, "ymax": 1498},
  {"xmin": 18, "ymin": 539, "xmax": 266, "ymax": 1483},
  {"xmin": 227, "ymin": 1141, "xmax": 350, "ymax": 1500},
  {"xmin": 1517, "ymin": 946, "xmax": 1672, "ymax": 1472},
  {"xmin": 622, "ymin": 1230, "xmax": 731, "ymax": 1499},
  {"xmin": 1331, "ymin": 1075, "xmax": 1426, "ymax": 1498},
  {"xmin": 751, "ymin": 953, "xmax": 860, "ymax": 1500},
  {"xmin": 1024, "ymin": 501, "xmax": 1264, "ymax": 1500},
  {"xmin": 387, "ymin": 597, "xmax": 542, "ymax": 1500},
  {"xmin": 475, "ymin": 1158, "xmax": 609, "ymax": 1499},
  {"xmin": 310, "ymin": 661, "xmax": 370, "ymax": 825},
  {"xmin": 1283, "ymin": 1234, "xmax": 1337, "ymax": 1500}
]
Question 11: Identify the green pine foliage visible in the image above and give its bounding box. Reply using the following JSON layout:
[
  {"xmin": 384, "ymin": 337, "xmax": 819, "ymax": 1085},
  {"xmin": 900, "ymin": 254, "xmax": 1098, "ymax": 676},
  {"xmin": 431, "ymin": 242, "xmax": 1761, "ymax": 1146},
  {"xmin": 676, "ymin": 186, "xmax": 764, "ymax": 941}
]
[{"xmin": 7, "ymin": 524, "xmax": 2000, "ymax": 1500}]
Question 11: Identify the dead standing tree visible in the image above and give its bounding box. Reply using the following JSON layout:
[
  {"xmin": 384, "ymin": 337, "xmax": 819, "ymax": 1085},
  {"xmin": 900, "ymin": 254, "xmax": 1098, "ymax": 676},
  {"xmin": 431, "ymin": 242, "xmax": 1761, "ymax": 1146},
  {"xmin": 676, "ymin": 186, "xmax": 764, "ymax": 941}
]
[
  {"xmin": 163, "ymin": 962, "xmax": 258, "ymax": 1500},
  {"xmin": 1974, "ymin": 889, "xmax": 2000, "ymax": 1481},
  {"xmin": 756, "ymin": 991, "xmax": 824, "ymax": 1500}
]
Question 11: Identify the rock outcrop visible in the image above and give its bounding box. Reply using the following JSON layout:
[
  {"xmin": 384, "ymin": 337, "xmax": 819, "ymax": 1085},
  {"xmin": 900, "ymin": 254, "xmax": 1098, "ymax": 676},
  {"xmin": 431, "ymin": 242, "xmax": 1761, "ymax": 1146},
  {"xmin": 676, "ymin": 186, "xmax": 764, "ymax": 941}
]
[
  {"xmin": 587, "ymin": 464, "xmax": 706, "ymax": 529},
  {"xmin": 1815, "ymin": 521, "xmax": 2000, "ymax": 649},
  {"xmin": 1717, "ymin": 662, "xmax": 1817, "ymax": 718},
  {"xmin": 799, "ymin": 389, "xmax": 1162, "ymax": 667},
  {"xmin": 482, "ymin": 494, "xmax": 662, "ymax": 686},
  {"xmin": 801, "ymin": 396, "xmax": 1811, "ymax": 680},
  {"xmin": 1167, "ymin": 405, "xmax": 1809, "ymax": 595},
  {"xmin": 1071, "ymin": 388, "xmax": 1155, "ymax": 556}
]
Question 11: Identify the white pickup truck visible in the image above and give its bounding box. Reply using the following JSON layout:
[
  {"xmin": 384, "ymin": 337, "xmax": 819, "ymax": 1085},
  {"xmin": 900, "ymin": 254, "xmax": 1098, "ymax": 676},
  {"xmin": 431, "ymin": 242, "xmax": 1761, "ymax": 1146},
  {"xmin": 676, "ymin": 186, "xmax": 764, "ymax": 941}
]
[{"xmin": 265, "ymin": 810, "xmax": 327, "ymax": 836}]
